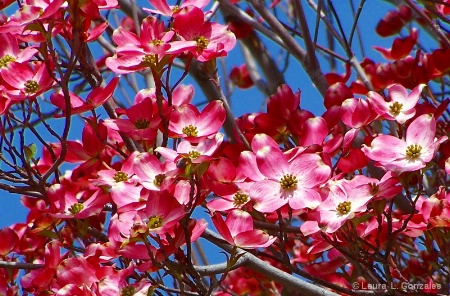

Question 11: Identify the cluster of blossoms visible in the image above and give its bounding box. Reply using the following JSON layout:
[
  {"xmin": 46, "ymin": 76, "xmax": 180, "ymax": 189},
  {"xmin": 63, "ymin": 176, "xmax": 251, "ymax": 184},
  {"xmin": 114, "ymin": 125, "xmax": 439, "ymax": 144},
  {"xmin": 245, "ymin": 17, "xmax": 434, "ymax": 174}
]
[{"xmin": 0, "ymin": 0, "xmax": 450, "ymax": 296}]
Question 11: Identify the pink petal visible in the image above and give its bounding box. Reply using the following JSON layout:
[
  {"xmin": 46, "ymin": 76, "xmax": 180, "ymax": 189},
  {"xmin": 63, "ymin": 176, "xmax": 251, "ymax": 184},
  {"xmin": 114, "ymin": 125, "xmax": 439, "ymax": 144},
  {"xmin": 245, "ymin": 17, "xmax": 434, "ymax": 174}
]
[
  {"xmin": 172, "ymin": 84, "xmax": 195, "ymax": 106},
  {"xmin": 251, "ymin": 133, "xmax": 279, "ymax": 152},
  {"xmin": 300, "ymin": 220, "xmax": 321, "ymax": 236},
  {"xmin": 367, "ymin": 91, "xmax": 388, "ymax": 114},
  {"xmin": 0, "ymin": 33, "xmax": 19, "ymax": 56},
  {"xmin": 105, "ymin": 54, "xmax": 145, "ymax": 74},
  {"xmin": 111, "ymin": 182, "xmax": 141, "ymax": 207},
  {"xmin": 290, "ymin": 153, "xmax": 331, "ymax": 187},
  {"xmin": 238, "ymin": 151, "xmax": 265, "ymax": 181},
  {"xmin": 256, "ymin": 145, "xmax": 287, "ymax": 179},
  {"xmin": 323, "ymin": 215, "xmax": 351, "ymax": 233},
  {"xmin": 2, "ymin": 62, "xmax": 33, "ymax": 89},
  {"xmin": 103, "ymin": 118, "xmax": 136, "ymax": 132},
  {"xmin": 133, "ymin": 152, "xmax": 162, "ymax": 181},
  {"xmin": 211, "ymin": 212, "xmax": 234, "ymax": 244},
  {"xmin": 387, "ymin": 84, "xmax": 409, "ymax": 104},
  {"xmin": 289, "ymin": 188, "xmax": 322, "ymax": 210},
  {"xmin": 173, "ymin": 6, "xmax": 206, "ymax": 39},
  {"xmin": 406, "ymin": 114, "xmax": 435, "ymax": 147},
  {"xmin": 251, "ymin": 180, "xmax": 287, "ymax": 213},
  {"xmin": 207, "ymin": 197, "xmax": 234, "ymax": 212},
  {"xmin": 362, "ymin": 135, "xmax": 406, "ymax": 162},
  {"xmin": 299, "ymin": 117, "xmax": 328, "ymax": 146},
  {"xmin": 148, "ymin": 0, "xmax": 172, "ymax": 16},
  {"xmin": 112, "ymin": 26, "xmax": 140, "ymax": 46},
  {"xmin": 234, "ymin": 230, "xmax": 276, "ymax": 249},
  {"xmin": 196, "ymin": 100, "xmax": 226, "ymax": 136},
  {"xmin": 169, "ymin": 104, "xmax": 199, "ymax": 135},
  {"xmin": 0, "ymin": 227, "xmax": 18, "ymax": 256},
  {"xmin": 225, "ymin": 209, "xmax": 254, "ymax": 236},
  {"xmin": 382, "ymin": 157, "xmax": 426, "ymax": 173}
]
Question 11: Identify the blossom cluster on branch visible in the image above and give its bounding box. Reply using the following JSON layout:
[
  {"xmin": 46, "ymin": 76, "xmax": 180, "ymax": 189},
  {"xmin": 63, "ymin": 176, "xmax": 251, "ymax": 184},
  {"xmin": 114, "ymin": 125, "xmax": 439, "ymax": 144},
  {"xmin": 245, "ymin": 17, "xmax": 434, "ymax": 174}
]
[{"xmin": 1, "ymin": 0, "xmax": 450, "ymax": 296}]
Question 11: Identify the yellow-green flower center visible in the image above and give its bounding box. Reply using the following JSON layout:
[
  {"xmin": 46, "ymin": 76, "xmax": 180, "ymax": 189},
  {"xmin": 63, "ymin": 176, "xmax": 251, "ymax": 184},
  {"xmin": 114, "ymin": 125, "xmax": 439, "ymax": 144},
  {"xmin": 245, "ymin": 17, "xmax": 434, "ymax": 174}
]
[
  {"xmin": 134, "ymin": 118, "xmax": 150, "ymax": 129},
  {"xmin": 24, "ymin": 80, "xmax": 39, "ymax": 94},
  {"xmin": 120, "ymin": 285, "xmax": 136, "ymax": 296},
  {"xmin": 148, "ymin": 215, "xmax": 163, "ymax": 229},
  {"xmin": 151, "ymin": 39, "xmax": 163, "ymax": 46},
  {"xmin": 153, "ymin": 173, "xmax": 166, "ymax": 187},
  {"xmin": 280, "ymin": 174, "xmax": 298, "ymax": 190},
  {"xmin": 194, "ymin": 36, "xmax": 209, "ymax": 50},
  {"xmin": 113, "ymin": 171, "xmax": 129, "ymax": 182},
  {"xmin": 406, "ymin": 144, "xmax": 422, "ymax": 159},
  {"xmin": 233, "ymin": 191, "xmax": 249, "ymax": 207},
  {"xmin": 188, "ymin": 150, "xmax": 201, "ymax": 159},
  {"xmin": 68, "ymin": 203, "xmax": 84, "ymax": 214},
  {"xmin": 336, "ymin": 201, "xmax": 351, "ymax": 215},
  {"xmin": 389, "ymin": 101, "xmax": 403, "ymax": 116},
  {"xmin": 182, "ymin": 125, "xmax": 198, "ymax": 137},
  {"xmin": 0, "ymin": 55, "xmax": 15, "ymax": 68},
  {"xmin": 172, "ymin": 5, "xmax": 181, "ymax": 14},
  {"xmin": 142, "ymin": 54, "xmax": 157, "ymax": 66}
]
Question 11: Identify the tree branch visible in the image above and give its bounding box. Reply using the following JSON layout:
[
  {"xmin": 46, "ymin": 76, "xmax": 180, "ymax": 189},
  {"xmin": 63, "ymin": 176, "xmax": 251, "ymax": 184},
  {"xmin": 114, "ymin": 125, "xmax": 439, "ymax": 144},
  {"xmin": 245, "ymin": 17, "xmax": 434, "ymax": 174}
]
[{"xmin": 202, "ymin": 229, "xmax": 340, "ymax": 296}]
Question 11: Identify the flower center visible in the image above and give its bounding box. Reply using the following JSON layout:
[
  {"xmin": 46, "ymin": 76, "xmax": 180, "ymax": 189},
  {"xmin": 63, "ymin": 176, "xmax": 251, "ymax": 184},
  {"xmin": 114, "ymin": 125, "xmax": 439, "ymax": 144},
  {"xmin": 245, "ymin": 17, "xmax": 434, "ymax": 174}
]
[
  {"xmin": 368, "ymin": 182, "xmax": 379, "ymax": 195},
  {"xmin": 147, "ymin": 215, "xmax": 163, "ymax": 229},
  {"xmin": 68, "ymin": 203, "xmax": 84, "ymax": 214},
  {"xmin": 113, "ymin": 171, "xmax": 129, "ymax": 182},
  {"xmin": 389, "ymin": 101, "xmax": 403, "ymax": 116},
  {"xmin": 172, "ymin": 5, "xmax": 181, "ymax": 14},
  {"xmin": 130, "ymin": 222, "xmax": 147, "ymax": 237},
  {"xmin": 24, "ymin": 80, "xmax": 39, "ymax": 94},
  {"xmin": 0, "ymin": 55, "xmax": 15, "ymax": 68},
  {"xmin": 120, "ymin": 285, "xmax": 136, "ymax": 296},
  {"xmin": 194, "ymin": 36, "xmax": 209, "ymax": 50},
  {"xmin": 336, "ymin": 201, "xmax": 351, "ymax": 215},
  {"xmin": 153, "ymin": 173, "xmax": 166, "ymax": 187},
  {"xmin": 188, "ymin": 150, "xmax": 201, "ymax": 159},
  {"xmin": 233, "ymin": 191, "xmax": 249, "ymax": 207},
  {"xmin": 182, "ymin": 125, "xmax": 198, "ymax": 137},
  {"xmin": 142, "ymin": 54, "xmax": 157, "ymax": 66},
  {"xmin": 151, "ymin": 39, "xmax": 163, "ymax": 46},
  {"xmin": 280, "ymin": 174, "xmax": 298, "ymax": 190},
  {"xmin": 134, "ymin": 118, "xmax": 150, "ymax": 129},
  {"xmin": 406, "ymin": 144, "xmax": 422, "ymax": 159}
]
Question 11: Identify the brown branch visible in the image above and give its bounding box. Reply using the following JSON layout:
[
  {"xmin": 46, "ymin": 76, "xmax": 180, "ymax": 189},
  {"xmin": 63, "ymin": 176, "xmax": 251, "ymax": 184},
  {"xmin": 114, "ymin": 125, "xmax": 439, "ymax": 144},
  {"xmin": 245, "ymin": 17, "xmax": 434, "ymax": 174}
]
[
  {"xmin": 0, "ymin": 261, "xmax": 44, "ymax": 270},
  {"xmin": 247, "ymin": 0, "xmax": 330, "ymax": 97}
]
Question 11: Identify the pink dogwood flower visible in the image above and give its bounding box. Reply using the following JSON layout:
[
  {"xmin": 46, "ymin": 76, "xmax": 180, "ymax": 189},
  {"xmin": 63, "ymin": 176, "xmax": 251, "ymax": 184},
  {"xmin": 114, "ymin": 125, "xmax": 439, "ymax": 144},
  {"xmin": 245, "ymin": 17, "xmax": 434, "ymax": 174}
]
[
  {"xmin": 368, "ymin": 83, "xmax": 425, "ymax": 124},
  {"xmin": 95, "ymin": 156, "xmax": 142, "ymax": 207},
  {"xmin": 207, "ymin": 182, "xmax": 253, "ymax": 212},
  {"xmin": 131, "ymin": 151, "xmax": 177, "ymax": 192},
  {"xmin": 301, "ymin": 178, "xmax": 374, "ymax": 234},
  {"xmin": 169, "ymin": 100, "xmax": 226, "ymax": 142},
  {"xmin": 318, "ymin": 186, "xmax": 372, "ymax": 234},
  {"xmin": 2, "ymin": 62, "xmax": 54, "ymax": 100},
  {"xmin": 145, "ymin": 190, "xmax": 187, "ymax": 235},
  {"xmin": 362, "ymin": 114, "xmax": 447, "ymax": 174},
  {"xmin": 156, "ymin": 133, "xmax": 223, "ymax": 164},
  {"xmin": 47, "ymin": 185, "xmax": 110, "ymax": 219},
  {"xmin": 103, "ymin": 97, "xmax": 161, "ymax": 140},
  {"xmin": 170, "ymin": 6, "xmax": 236, "ymax": 61},
  {"xmin": 248, "ymin": 134, "xmax": 331, "ymax": 213},
  {"xmin": 106, "ymin": 16, "xmax": 176, "ymax": 74}
]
